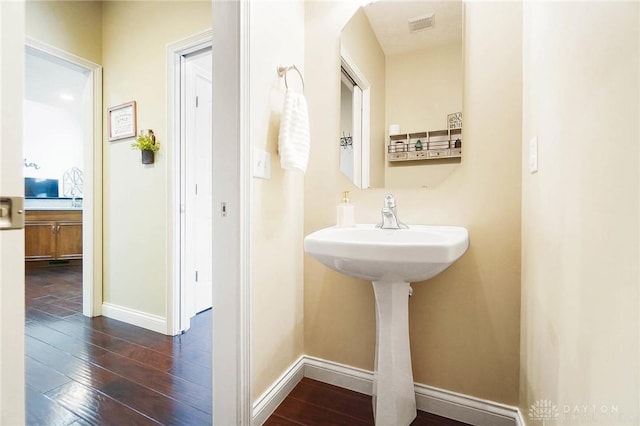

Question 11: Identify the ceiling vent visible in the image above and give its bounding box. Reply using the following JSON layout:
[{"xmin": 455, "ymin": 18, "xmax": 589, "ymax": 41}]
[{"xmin": 408, "ymin": 13, "xmax": 435, "ymax": 33}]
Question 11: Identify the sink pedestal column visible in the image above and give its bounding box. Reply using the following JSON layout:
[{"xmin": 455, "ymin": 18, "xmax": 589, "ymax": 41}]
[{"xmin": 371, "ymin": 281, "xmax": 417, "ymax": 426}]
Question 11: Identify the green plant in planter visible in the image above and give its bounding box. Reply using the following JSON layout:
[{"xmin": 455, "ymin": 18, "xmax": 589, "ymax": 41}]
[
  {"xmin": 131, "ymin": 133, "xmax": 160, "ymax": 152},
  {"xmin": 132, "ymin": 130, "xmax": 159, "ymax": 164}
]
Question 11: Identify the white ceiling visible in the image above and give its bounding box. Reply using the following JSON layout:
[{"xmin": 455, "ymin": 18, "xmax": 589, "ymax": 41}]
[
  {"xmin": 363, "ymin": 0, "xmax": 463, "ymax": 56},
  {"xmin": 25, "ymin": 47, "xmax": 90, "ymax": 113}
]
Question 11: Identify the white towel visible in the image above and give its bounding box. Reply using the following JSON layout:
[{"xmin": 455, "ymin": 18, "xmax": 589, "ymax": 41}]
[{"xmin": 278, "ymin": 89, "xmax": 310, "ymax": 173}]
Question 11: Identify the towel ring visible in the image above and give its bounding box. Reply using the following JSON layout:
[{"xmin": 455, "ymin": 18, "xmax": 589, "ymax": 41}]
[{"xmin": 277, "ymin": 65, "xmax": 305, "ymax": 91}]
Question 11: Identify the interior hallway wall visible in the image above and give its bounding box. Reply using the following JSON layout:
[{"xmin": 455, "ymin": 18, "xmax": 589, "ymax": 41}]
[
  {"xmin": 26, "ymin": 1, "xmax": 102, "ymax": 64},
  {"xmin": 101, "ymin": 1, "xmax": 211, "ymax": 321},
  {"xmin": 304, "ymin": 1, "xmax": 522, "ymax": 404}
]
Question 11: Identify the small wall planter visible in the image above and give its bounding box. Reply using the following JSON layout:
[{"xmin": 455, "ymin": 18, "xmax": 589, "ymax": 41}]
[
  {"xmin": 141, "ymin": 149, "xmax": 155, "ymax": 164},
  {"xmin": 131, "ymin": 129, "xmax": 159, "ymax": 165}
]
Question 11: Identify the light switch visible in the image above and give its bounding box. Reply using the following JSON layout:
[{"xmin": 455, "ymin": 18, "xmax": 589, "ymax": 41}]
[
  {"xmin": 252, "ymin": 148, "xmax": 271, "ymax": 180},
  {"xmin": 529, "ymin": 136, "xmax": 538, "ymax": 174}
]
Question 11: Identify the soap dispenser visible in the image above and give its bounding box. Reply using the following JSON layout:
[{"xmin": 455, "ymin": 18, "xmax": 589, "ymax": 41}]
[{"xmin": 336, "ymin": 191, "xmax": 355, "ymax": 227}]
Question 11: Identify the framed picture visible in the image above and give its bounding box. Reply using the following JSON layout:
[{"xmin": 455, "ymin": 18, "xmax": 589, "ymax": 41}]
[
  {"xmin": 447, "ymin": 112, "xmax": 462, "ymax": 130},
  {"xmin": 108, "ymin": 101, "xmax": 137, "ymax": 141}
]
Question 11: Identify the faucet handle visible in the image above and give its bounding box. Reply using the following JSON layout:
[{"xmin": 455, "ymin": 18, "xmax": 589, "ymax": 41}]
[{"xmin": 383, "ymin": 193, "xmax": 396, "ymax": 208}]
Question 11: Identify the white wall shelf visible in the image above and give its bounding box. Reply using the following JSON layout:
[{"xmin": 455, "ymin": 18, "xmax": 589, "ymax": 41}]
[{"xmin": 388, "ymin": 128, "xmax": 462, "ymax": 162}]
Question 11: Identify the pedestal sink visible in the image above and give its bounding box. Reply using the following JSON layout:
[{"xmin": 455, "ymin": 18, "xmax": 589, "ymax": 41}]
[{"xmin": 304, "ymin": 224, "xmax": 469, "ymax": 426}]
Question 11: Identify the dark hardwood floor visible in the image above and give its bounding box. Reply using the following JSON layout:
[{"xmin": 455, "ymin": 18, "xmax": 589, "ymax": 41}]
[
  {"xmin": 26, "ymin": 266, "xmax": 467, "ymax": 426},
  {"xmin": 25, "ymin": 265, "xmax": 212, "ymax": 425},
  {"xmin": 265, "ymin": 378, "xmax": 470, "ymax": 426}
]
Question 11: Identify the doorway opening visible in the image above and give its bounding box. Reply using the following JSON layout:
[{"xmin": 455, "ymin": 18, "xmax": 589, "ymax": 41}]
[
  {"xmin": 168, "ymin": 32, "xmax": 214, "ymax": 334},
  {"xmin": 23, "ymin": 42, "xmax": 102, "ymax": 318},
  {"xmin": 182, "ymin": 47, "xmax": 214, "ymax": 327}
]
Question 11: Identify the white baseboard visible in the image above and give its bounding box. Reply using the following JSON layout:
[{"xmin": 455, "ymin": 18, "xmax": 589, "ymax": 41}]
[
  {"xmin": 101, "ymin": 302, "xmax": 167, "ymax": 334},
  {"xmin": 414, "ymin": 382, "xmax": 519, "ymax": 426},
  {"xmin": 303, "ymin": 355, "xmax": 373, "ymax": 395},
  {"xmin": 253, "ymin": 355, "xmax": 523, "ymax": 426},
  {"xmin": 252, "ymin": 356, "xmax": 305, "ymax": 426}
]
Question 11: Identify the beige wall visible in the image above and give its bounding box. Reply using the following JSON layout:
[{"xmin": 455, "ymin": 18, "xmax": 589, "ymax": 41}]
[
  {"xmin": 520, "ymin": 2, "xmax": 639, "ymax": 424},
  {"xmin": 385, "ymin": 42, "xmax": 462, "ymax": 188},
  {"xmin": 250, "ymin": 0, "xmax": 306, "ymax": 400},
  {"xmin": 340, "ymin": 8, "xmax": 385, "ymax": 188},
  {"xmin": 102, "ymin": 1, "xmax": 211, "ymax": 317},
  {"xmin": 304, "ymin": 1, "xmax": 522, "ymax": 404},
  {"xmin": 26, "ymin": 1, "xmax": 103, "ymax": 64}
]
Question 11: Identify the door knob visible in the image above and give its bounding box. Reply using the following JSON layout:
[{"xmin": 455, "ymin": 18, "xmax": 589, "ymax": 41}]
[{"xmin": 0, "ymin": 197, "xmax": 24, "ymax": 230}]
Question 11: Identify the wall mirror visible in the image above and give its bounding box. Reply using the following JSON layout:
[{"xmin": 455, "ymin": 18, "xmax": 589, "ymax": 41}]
[{"xmin": 339, "ymin": 0, "xmax": 463, "ymax": 189}]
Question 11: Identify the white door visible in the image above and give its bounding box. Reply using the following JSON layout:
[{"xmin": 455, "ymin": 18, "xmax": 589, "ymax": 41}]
[
  {"xmin": 185, "ymin": 49, "xmax": 213, "ymax": 318},
  {"xmin": 0, "ymin": 1, "xmax": 26, "ymax": 423}
]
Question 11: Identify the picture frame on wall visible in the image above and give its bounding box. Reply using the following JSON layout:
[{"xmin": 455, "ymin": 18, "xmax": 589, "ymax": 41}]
[
  {"xmin": 108, "ymin": 101, "xmax": 137, "ymax": 141},
  {"xmin": 447, "ymin": 112, "xmax": 462, "ymax": 130}
]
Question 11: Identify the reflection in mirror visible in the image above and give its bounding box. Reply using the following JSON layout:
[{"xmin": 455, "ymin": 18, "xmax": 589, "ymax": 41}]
[
  {"xmin": 340, "ymin": 60, "xmax": 369, "ymax": 188},
  {"xmin": 340, "ymin": 71, "xmax": 356, "ymax": 184},
  {"xmin": 340, "ymin": 0, "xmax": 463, "ymax": 188}
]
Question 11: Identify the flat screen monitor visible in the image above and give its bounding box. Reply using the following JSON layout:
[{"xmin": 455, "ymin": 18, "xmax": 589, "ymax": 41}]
[{"xmin": 25, "ymin": 178, "xmax": 59, "ymax": 198}]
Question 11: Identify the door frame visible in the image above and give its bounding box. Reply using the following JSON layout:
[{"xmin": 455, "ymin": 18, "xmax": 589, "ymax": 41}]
[
  {"xmin": 25, "ymin": 38, "xmax": 103, "ymax": 317},
  {"xmin": 340, "ymin": 47, "xmax": 371, "ymax": 189},
  {"xmin": 211, "ymin": 1, "xmax": 251, "ymax": 423},
  {"xmin": 166, "ymin": 30, "xmax": 213, "ymax": 335},
  {"xmin": 167, "ymin": 5, "xmax": 251, "ymax": 421}
]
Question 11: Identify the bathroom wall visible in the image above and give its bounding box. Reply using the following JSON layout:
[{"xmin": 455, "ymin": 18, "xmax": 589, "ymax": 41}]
[
  {"xmin": 250, "ymin": 0, "xmax": 306, "ymax": 400},
  {"xmin": 26, "ymin": 1, "xmax": 102, "ymax": 64},
  {"xmin": 101, "ymin": 1, "xmax": 211, "ymax": 319},
  {"xmin": 304, "ymin": 1, "xmax": 522, "ymax": 404},
  {"xmin": 340, "ymin": 8, "xmax": 385, "ymax": 188},
  {"xmin": 520, "ymin": 2, "xmax": 639, "ymax": 424}
]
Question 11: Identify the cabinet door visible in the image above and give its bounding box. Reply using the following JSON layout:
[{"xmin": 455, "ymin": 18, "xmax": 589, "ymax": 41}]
[
  {"xmin": 24, "ymin": 222, "xmax": 56, "ymax": 260},
  {"xmin": 56, "ymin": 222, "xmax": 83, "ymax": 260}
]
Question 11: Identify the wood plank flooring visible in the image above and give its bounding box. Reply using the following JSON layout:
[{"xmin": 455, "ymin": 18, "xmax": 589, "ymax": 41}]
[
  {"xmin": 25, "ymin": 265, "xmax": 212, "ymax": 425},
  {"xmin": 265, "ymin": 378, "xmax": 470, "ymax": 425},
  {"xmin": 26, "ymin": 266, "xmax": 468, "ymax": 426}
]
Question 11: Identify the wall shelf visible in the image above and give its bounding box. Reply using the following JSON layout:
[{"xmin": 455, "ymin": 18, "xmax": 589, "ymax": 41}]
[{"xmin": 388, "ymin": 128, "xmax": 462, "ymax": 162}]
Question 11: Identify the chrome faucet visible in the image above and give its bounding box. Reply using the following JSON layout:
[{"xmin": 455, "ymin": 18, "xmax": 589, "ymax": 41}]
[{"xmin": 377, "ymin": 194, "xmax": 408, "ymax": 229}]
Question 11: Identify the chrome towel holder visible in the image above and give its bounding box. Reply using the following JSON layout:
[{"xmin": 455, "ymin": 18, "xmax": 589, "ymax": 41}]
[{"xmin": 277, "ymin": 65, "xmax": 305, "ymax": 91}]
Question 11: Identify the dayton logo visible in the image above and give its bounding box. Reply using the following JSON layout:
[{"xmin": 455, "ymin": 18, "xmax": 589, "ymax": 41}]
[{"xmin": 529, "ymin": 399, "xmax": 559, "ymax": 425}]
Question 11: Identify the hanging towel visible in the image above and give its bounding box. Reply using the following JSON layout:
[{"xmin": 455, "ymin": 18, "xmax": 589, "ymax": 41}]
[{"xmin": 278, "ymin": 89, "xmax": 310, "ymax": 173}]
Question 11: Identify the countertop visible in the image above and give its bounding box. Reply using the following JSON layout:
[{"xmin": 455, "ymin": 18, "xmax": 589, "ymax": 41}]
[{"xmin": 25, "ymin": 198, "xmax": 83, "ymax": 211}]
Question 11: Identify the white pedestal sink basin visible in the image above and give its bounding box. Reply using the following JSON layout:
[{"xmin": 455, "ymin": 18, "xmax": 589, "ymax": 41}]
[{"xmin": 304, "ymin": 224, "xmax": 469, "ymax": 426}]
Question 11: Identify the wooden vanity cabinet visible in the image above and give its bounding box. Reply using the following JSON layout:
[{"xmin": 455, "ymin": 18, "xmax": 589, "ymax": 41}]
[{"xmin": 25, "ymin": 210, "xmax": 83, "ymax": 261}]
